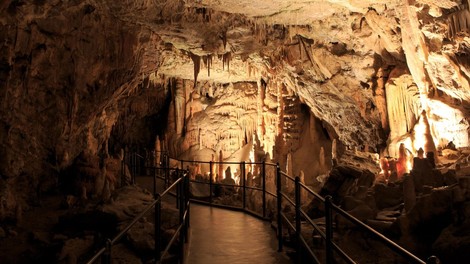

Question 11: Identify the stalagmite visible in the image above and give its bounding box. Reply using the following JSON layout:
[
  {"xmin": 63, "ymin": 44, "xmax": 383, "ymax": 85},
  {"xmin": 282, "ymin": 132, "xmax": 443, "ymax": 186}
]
[
  {"xmin": 331, "ymin": 139, "xmax": 337, "ymax": 166},
  {"xmin": 198, "ymin": 128, "xmax": 202, "ymax": 150},
  {"xmin": 413, "ymin": 110, "xmax": 437, "ymax": 164},
  {"xmin": 299, "ymin": 170, "xmax": 307, "ymax": 204},
  {"xmin": 265, "ymin": 153, "xmax": 276, "ymax": 196},
  {"xmin": 417, "ymin": 147, "xmax": 424, "ymax": 159},
  {"xmin": 319, "ymin": 146, "xmax": 326, "ymax": 173},
  {"xmin": 218, "ymin": 149, "xmax": 223, "ymax": 182},
  {"xmin": 286, "ymin": 152, "xmax": 293, "ymax": 192},
  {"xmin": 396, "ymin": 143, "xmax": 407, "ymax": 179},
  {"xmin": 380, "ymin": 157, "xmax": 390, "ymax": 181},
  {"xmin": 209, "ymin": 154, "xmax": 215, "ymax": 181},
  {"xmin": 155, "ymin": 135, "xmax": 161, "ymax": 166}
]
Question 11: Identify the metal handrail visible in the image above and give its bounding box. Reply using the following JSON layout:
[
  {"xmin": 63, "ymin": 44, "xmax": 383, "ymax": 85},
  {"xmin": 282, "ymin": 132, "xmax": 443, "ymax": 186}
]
[
  {"xmin": 85, "ymin": 169, "xmax": 190, "ymax": 264},
  {"xmin": 122, "ymin": 151, "xmax": 436, "ymax": 264},
  {"xmin": 330, "ymin": 202, "xmax": 426, "ymax": 264}
]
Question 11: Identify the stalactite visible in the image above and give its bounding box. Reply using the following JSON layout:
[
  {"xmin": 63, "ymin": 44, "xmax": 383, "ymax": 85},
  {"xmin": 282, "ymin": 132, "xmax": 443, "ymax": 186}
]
[
  {"xmin": 375, "ymin": 67, "xmax": 389, "ymax": 132},
  {"xmin": 175, "ymin": 78, "xmax": 185, "ymax": 135},
  {"xmin": 190, "ymin": 53, "xmax": 201, "ymax": 88},
  {"xmin": 205, "ymin": 55, "xmax": 212, "ymax": 77},
  {"xmin": 222, "ymin": 52, "xmax": 231, "ymax": 71},
  {"xmin": 447, "ymin": 7, "xmax": 470, "ymax": 39},
  {"xmin": 386, "ymin": 73, "xmax": 420, "ymax": 143},
  {"xmin": 222, "ymin": 31, "xmax": 227, "ymax": 50}
]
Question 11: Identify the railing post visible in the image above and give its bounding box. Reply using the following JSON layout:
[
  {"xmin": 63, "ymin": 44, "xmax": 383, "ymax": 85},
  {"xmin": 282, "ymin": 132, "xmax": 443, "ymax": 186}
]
[
  {"xmin": 180, "ymin": 160, "xmax": 184, "ymax": 170},
  {"xmin": 155, "ymin": 194, "xmax": 161, "ymax": 263},
  {"xmin": 153, "ymin": 166, "xmax": 157, "ymax": 197},
  {"xmin": 426, "ymin": 256, "xmax": 440, "ymax": 264},
  {"xmin": 325, "ymin": 195, "xmax": 334, "ymax": 264},
  {"xmin": 209, "ymin": 161, "xmax": 213, "ymax": 204},
  {"xmin": 176, "ymin": 168, "xmax": 180, "ymax": 209},
  {"xmin": 276, "ymin": 163, "xmax": 283, "ymax": 252},
  {"xmin": 164, "ymin": 154, "xmax": 169, "ymax": 189},
  {"xmin": 242, "ymin": 161, "xmax": 246, "ymax": 210},
  {"xmin": 179, "ymin": 176, "xmax": 185, "ymax": 264},
  {"xmin": 262, "ymin": 161, "xmax": 266, "ymax": 218},
  {"xmin": 101, "ymin": 238, "xmax": 112, "ymax": 264},
  {"xmin": 185, "ymin": 173, "xmax": 190, "ymax": 239},
  {"xmin": 295, "ymin": 177, "xmax": 301, "ymax": 264}
]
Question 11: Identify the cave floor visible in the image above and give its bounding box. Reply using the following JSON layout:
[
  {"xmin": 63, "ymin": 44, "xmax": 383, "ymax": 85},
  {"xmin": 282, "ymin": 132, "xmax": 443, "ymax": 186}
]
[{"xmin": 185, "ymin": 203, "xmax": 292, "ymax": 264}]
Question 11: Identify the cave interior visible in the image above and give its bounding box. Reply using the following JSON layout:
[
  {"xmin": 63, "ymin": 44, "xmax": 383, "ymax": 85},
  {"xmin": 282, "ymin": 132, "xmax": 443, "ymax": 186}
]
[{"xmin": 1, "ymin": 0, "xmax": 470, "ymax": 263}]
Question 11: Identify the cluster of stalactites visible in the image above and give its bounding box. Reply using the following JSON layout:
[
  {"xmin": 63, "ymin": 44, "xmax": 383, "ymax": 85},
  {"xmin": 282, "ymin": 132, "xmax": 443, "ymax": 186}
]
[{"xmin": 447, "ymin": 4, "xmax": 470, "ymax": 39}]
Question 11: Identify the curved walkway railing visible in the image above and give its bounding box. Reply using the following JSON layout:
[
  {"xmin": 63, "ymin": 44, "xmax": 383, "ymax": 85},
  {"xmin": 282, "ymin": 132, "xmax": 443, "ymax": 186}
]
[
  {"xmin": 169, "ymin": 154, "xmax": 438, "ymax": 264},
  {"xmin": 90, "ymin": 151, "xmax": 438, "ymax": 264},
  {"xmin": 86, "ymin": 168, "xmax": 190, "ymax": 264}
]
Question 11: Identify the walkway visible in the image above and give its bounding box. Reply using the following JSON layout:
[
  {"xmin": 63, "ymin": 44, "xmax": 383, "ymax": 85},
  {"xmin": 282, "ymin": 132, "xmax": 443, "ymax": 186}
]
[{"xmin": 185, "ymin": 204, "xmax": 292, "ymax": 264}]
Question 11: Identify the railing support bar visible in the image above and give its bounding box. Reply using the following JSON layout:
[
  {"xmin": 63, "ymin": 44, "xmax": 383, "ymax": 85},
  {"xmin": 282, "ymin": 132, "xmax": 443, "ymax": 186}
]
[
  {"xmin": 276, "ymin": 163, "xmax": 283, "ymax": 252},
  {"xmin": 262, "ymin": 161, "xmax": 266, "ymax": 218},
  {"xmin": 295, "ymin": 176, "xmax": 301, "ymax": 264},
  {"xmin": 155, "ymin": 194, "xmax": 161, "ymax": 263},
  {"xmin": 179, "ymin": 176, "xmax": 185, "ymax": 264},
  {"xmin": 325, "ymin": 195, "xmax": 334, "ymax": 264},
  {"xmin": 101, "ymin": 238, "xmax": 112, "ymax": 264},
  {"xmin": 242, "ymin": 161, "xmax": 246, "ymax": 210},
  {"xmin": 185, "ymin": 174, "xmax": 190, "ymax": 239},
  {"xmin": 153, "ymin": 167, "xmax": 157, "ymax": 197},
  {"xmin": 209, "ymin": 161, "xmax": 213, "ymax": 204},
  {"xmin": 176, "ymin": 168, "xmax": 180, "ymax": 209}
]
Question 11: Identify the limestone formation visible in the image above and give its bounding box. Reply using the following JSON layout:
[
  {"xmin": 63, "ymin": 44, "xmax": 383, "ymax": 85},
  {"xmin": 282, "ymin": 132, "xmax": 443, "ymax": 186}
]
[{"xmin": 2, "ymin": 0, "xmax": 470, "ymax": 262}]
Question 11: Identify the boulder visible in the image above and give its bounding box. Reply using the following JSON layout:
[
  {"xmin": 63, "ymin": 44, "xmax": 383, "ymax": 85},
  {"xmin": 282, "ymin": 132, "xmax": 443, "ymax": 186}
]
[
  {"xmin": 432, "ymin": 221, "xmax": 470, "ymax": 263},
  {"xmin": 126, "ymin": 220, "xmax": 155, "ymax": 254},
  {"xmin": 57, "ymin": 236, "xmax": 94, "ymax": 264},
  {"xmin": 373, "ymin": 183, "xmax": 403, "ymax": 210},
  {"xmin": 110, "ymin": 244, "xmax": 143, "ymax": 264},
  {"xmin": 320, "ymin": 164, "xmax": 376, "ymax": 202}
]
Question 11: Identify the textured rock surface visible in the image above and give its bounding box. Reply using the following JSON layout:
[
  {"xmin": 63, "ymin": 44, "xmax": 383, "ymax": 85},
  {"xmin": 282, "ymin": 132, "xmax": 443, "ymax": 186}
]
[{"xmin": 2, "ymin": 1, "xmax": 470, "ymax": 262}]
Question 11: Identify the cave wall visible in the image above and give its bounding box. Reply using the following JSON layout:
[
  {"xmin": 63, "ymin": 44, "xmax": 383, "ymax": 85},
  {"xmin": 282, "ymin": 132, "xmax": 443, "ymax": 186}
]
[{"xmin": 0, "ymin": 0, "xmax": 164, "ymax": 217}]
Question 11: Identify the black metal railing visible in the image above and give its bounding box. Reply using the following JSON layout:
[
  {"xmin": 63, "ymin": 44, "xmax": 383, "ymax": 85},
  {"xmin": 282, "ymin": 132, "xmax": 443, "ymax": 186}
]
[
  {"xmin": 275, "ymin": 165, "xmax": 436, "ymax": 264},
  {"xmin": 105, "ymin": 150, "xmax": 438, "ymax": 264},
  {"xmin": 85, "ymin": 168, "xmax": 190, "ymax": 264},
  {"xmin": 172, "ymin": 156, "xmax": 437, "ymax": 264}
]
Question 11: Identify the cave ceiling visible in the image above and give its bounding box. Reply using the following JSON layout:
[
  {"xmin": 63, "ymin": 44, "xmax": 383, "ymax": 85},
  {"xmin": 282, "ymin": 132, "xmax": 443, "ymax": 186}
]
[{"xmin": 108, "ymin": 0, "xmax": 470, "ymax": 150}]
